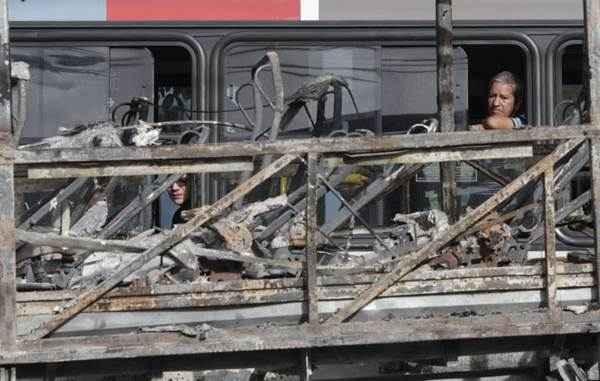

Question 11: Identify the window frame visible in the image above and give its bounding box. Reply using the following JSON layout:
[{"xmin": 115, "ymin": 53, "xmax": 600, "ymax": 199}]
[
  {"xmin": 211, "ymin": 28, "xmax": 539, "ymax": 218},
  {"xmin": 546, "ymin": 32, "xmax": 584, "ymax": 126},
  {"xmin": 11, "ymin": 28, "xmax": 207, "ymax": 216}
]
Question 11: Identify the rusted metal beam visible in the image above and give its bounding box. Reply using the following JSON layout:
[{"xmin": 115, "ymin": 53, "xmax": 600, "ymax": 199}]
[
  {"xmin": 543, "ymin": 168, "xmax": 559, "ymax": 319},
  {"xmin": 16, "ymin": 229, "xmax": 303, "ymax": 270},
  {"xmin": 305, "ymin": 153, "xmax": 319, "ymax": 324},
  {"xmin": 586, "ymin": 0, "xmax": 600, "ymax": 122},
  {"xmin": 23, "ymin": 154, "xmax": 298, "ymax": 341},
  {"xmin": 583, "ymin": 0, "xmax": 600, "ymax": 366},
  {"xmin": 436, "ymin": 0, "xmax": 458, "ymax": 223},
  {"xmin": 6, "ymin": 310, "xmax": 600, "ymax": 365},
  {"xmin": 16, "ymin": 272, "xmax": 595, "ymax": 316},
  {"xmin": 0, "ymin": 0, "xmax": 15, "ymax": 377},
  {"xmin": 15, "ymin": 126, "xmax": 596, "ymax": 165},
  {"xmin": 14, "ymin": 262, "xmax": 593, "ymax": 302},
  {"xmin": 326, "ymin": 138, "xmax": 584, "ymax": 324},
  {"xmin": 25, "ymin": 159, "xmax": 253, "ymax": 179},
  {"xmin": 330, "ymin": 145, "xmax": 532, "ymax": 166},
  {"xmin": 591, "ymin": 140, "xmax": 600, "ymax": 306}
]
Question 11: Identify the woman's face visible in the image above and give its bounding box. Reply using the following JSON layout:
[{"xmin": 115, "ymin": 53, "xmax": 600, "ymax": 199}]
[
  {"xmin": 167, "ymin": 176, "xmax": 189, "ymax": 205},
  {"xmin": 487, "ymin": 81, "xmax": 517, "ymax": 118}
]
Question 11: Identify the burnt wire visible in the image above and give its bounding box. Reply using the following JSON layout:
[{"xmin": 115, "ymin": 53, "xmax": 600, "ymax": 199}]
[{"xmin": 112, "ymin": 98, "xmax": 274, "ymax": 124}]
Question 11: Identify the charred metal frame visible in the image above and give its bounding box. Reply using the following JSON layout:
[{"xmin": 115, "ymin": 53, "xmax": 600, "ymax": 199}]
[{"xmin": 2, "ymin": 1, "xmax": 600, "ymax": 380}]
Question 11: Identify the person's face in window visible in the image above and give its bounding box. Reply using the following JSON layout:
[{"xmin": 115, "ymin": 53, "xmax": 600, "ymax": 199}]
[
  {"xmin": 487, "ymin": 81, "xmax": 517, "ymax": 118},
  {"xmin": 168, "ymin": 176, "xmax": 189, "ymax": 205}
]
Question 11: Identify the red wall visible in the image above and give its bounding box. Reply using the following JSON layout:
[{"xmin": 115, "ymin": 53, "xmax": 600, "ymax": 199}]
[{"xmin": 107, "ymin": 0, "xmax": 300, "ymax": 21}]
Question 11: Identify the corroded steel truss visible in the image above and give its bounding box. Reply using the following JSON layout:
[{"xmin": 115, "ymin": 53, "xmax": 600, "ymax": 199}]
[{"xmin": 2, "ymin": 1, "xmax": 600, "ymax": 380}]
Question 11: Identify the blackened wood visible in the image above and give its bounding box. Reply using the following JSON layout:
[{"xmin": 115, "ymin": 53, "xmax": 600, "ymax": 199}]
[
  {"xmin": 305, "ymin": 153, "xmax": 319, "ymax": 324},
  {"xmin": 23, "ymin": 154, "xmax": 298, "ymax": 341},
  {"xmin": 543, "ymin": 168, "xmax": 558, "ymax": 319},
  {"xmin": 326, "ymin": 138, "xmax": 584, "ymax": 324}
]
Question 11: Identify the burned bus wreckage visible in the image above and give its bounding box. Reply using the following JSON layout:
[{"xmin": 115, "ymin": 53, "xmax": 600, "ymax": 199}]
[{"xmin": 4, "ymin": 1, "xmax": 600, "ymax": 381}]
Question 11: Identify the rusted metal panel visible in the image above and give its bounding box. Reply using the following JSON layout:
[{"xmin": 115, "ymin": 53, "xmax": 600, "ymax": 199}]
[
  {"xmin": 6, "ymin": 310, "xmax": 600, "ymax": 365},
  {"xmin": 15, "ymin": 126, "xmax": 596, "ymax": 165},
  {"xmin": 12, "ymin": 262, "xmax": 593, "ymax": 307},
  {"xmin": 326, "ymin": 138, "xmax": 584, "ymax": 324},
  {"xmin": 25, "ymin": 159, "xmax": 253, "ymax": 179},
  {"xmin": 14, "ymin": 273, "xmax": 595, "ymax": 316},
  {"xmin": 23, "ymin": 154, "xmax": 298, "ymax": 341},
  {"xmin": 543, "ymin": 168, "xmax": 558, "ymax": 319}
]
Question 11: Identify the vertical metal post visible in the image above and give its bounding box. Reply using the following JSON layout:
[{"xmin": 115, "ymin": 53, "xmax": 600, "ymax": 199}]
[
  {"xmin": 0, "ymin": 0, "xmax": 16, "ymax": 379},
  {"xmin": 586, "ymin": 0, "xmax": 600, "ymax": 123},
  {"xmin": 305, "ymin": 152, "xmax": 319, "ymax": 325},
  {"xmin": 436, "ymin": 0, "xmax": 458, "ymax": 222},
  {"xmin": 543, "ymin": 168, "xmax": 558, "ymax": 319},
  {"xmin": 584, "ymin": 0, "xmax": 600, "ymax": 365}
]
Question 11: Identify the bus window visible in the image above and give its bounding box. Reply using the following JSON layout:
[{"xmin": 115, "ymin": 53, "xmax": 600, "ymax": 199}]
[
  {"xmin": 10, "ymin": 45, "xmax": 193, "ymax": 230},
  {"xmin": 11, "ymin": 45, "xmax": 192, "ymax": 143},
  {"xmin": 457, "ymin": 44, "xmax": 529, "ymax": 213},
  {"xmin": 223, "ymin": 44, "xmax": 381, "ymax": 226},
  {"xmin": 152, "ymin": 47, "xmax": 193, "ymax": 122},
  {"xmin": 460, "ymin": 45, "xmax": 527, "ymax": 124},
  {"xmin": 382, "ymin": 47, "xmax": 468, "ymax": 221},
  {"xmin": 555, "ymin": 44, "xmax": 583, "ymax": 125},
  {"xmin": 11, "ymin": 46, "xmax": 113, "ymax": 144},
  {"xmin": 223, "ymin": 45, "xmax": 380, "ymax": 141}
]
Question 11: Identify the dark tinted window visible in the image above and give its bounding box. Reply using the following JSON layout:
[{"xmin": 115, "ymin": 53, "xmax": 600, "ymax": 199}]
[{"xmin": 223, "ymin": 45, "xmax": 380, "ymax": 141}]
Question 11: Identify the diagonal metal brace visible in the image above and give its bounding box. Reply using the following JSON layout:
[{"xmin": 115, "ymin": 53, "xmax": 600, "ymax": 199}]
[
  {"xmin": 325, "ymin": 138, "xmax": 584, "ymax": 324},
  {"xmin": 23, "ymin": 154, "xmax": 298, "ymax": 341},
  {"xmin": 317, "ymin": 173, "xmax": 390, "ymax": 250}
]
